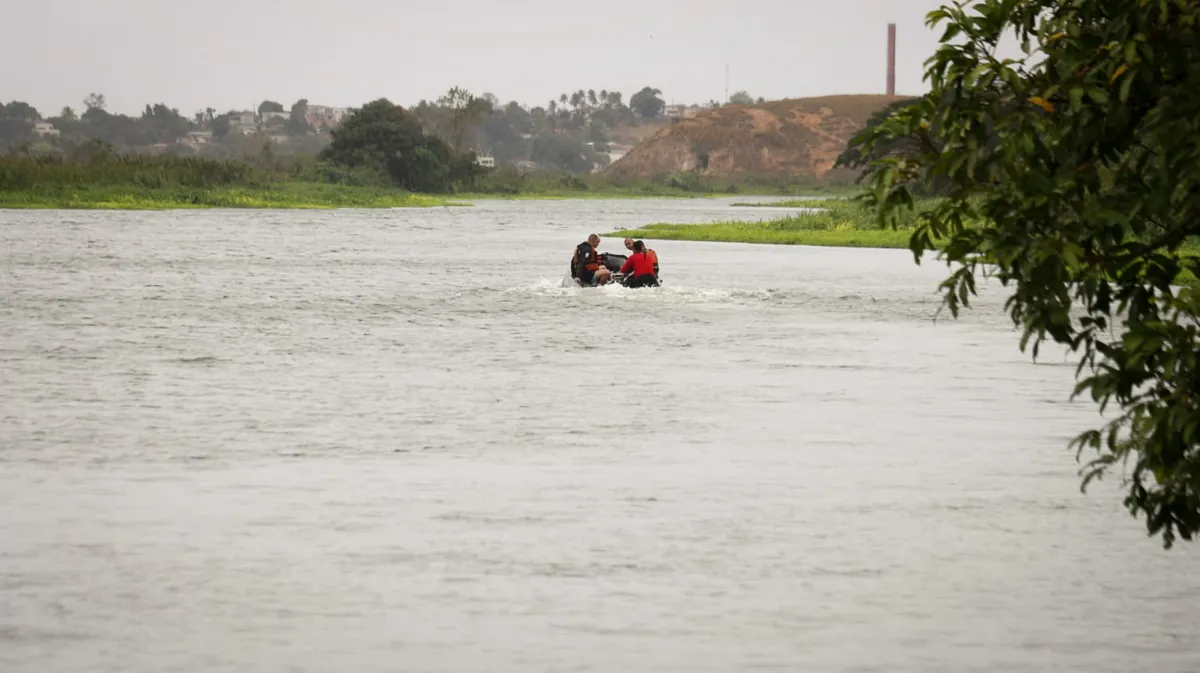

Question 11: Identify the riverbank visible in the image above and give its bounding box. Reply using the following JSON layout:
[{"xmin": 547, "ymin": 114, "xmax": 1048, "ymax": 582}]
[
  {"xmin": 0, "ymin": 154, "xmax": 861, "ymax": 209},
  {"xmin": 0, "ymin": 183, "xmax": 858, "ymax": 210},
  {"xmin": 0, "ymin": 183, "xmax": 461, "ymax": 210}
]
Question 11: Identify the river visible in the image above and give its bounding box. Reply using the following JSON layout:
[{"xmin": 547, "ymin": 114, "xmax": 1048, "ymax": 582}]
[{"xmin": 1, "ymin": 198, "xmax": 1196, "ymax": 673}]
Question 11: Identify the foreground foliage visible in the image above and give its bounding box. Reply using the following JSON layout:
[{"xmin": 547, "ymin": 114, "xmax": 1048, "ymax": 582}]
[{"xmin": 847, "ymin": 0, "xmax": 1200, "ymax": 548}]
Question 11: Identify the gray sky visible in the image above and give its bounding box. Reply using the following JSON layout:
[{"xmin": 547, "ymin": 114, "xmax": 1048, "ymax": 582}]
[{"xmin": 6, "ymin": 0, "xmax": 964, "ymax": 117}]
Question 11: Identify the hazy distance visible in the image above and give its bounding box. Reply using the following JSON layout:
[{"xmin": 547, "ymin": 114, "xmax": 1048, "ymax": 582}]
[{"xmin": 4, "ymin": 0, "xmax": 955, "ymax": 115}]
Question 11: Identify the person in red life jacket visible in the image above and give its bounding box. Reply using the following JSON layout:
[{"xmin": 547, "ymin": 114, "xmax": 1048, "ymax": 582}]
[
  {"xmin": 624, "ymin": 237, "xmax": 659, "ymax": 278},
  {"xmin": 619, "ymin": 240, "xmax": 660, "ymax": 288},
  {"xmin": 572, "ymin": 234, "xmax": 611, "ymax": 286}
]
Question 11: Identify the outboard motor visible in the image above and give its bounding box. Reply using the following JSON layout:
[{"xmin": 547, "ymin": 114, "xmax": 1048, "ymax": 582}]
[{"xmin": 599, "ymin": 252, "xmax": 627, "ymax": 273}]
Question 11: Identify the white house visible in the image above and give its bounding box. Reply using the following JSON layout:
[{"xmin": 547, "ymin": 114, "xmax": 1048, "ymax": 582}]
[
  {"xmin": 306, "ymin": 105, "xmax": 349, "ymax": 129},
  {"xmin": 33, "ymin": 121, "xmax": 60, "ymax": 137}
]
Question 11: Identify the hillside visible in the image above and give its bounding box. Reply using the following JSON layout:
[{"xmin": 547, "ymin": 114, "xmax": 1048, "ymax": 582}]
[{"xmin": 603, "ymin": 94, "xmax": 910, "ymax": 179}]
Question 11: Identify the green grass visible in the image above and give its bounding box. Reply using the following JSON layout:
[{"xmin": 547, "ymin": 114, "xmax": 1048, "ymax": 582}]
[
  {"xmin": 0, "ymin": 182, "xmax": 461, "ymax": 210},
  {"xmin": 606, "ymin": 221, "xmax": 915, "ymax": 248},
  {"xmin": 606, "ymin": 198, "xmax": 939, "ymax": 249},
  {"xmin": 729, "ymin": 198, "xmax": 858, "ymax": 207}
]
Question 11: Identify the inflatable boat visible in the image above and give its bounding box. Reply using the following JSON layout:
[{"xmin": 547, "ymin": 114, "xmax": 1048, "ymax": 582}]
[{"xmin": 567, "ymin": 252, "xmax": 659, "ymax": 288}]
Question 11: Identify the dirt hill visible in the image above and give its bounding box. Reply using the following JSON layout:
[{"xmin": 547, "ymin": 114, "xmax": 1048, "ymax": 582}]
[{"xmin": 603, "ymin": 94, "xmax": 910, "ymax": 179}]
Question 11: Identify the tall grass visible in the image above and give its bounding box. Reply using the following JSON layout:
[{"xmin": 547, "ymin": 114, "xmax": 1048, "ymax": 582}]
[
  {"xmin": 0, "ymin": 154, "xmax": 459, "ymax": 209},
  {"xmin": 0, "ymin": 183, "xmax": 456, "ymax": 209},
  {"xmin": 0, "ymin": 154, "xmax": 267, "ymax": 190},
  {"xmin": 460, "ymin": 166, "xmax": 862, "ymax": 198}
]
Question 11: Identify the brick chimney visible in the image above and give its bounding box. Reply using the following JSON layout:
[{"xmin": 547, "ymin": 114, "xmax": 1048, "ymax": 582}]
[{"xmin": 887, "ymin": 23, "xmax": 896, "ymax": 96}]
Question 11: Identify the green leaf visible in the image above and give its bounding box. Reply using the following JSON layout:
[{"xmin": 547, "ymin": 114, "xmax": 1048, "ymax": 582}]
[{"xmin": 1119, "ymin": 74, "xmax": 1134, "ymax": 104}]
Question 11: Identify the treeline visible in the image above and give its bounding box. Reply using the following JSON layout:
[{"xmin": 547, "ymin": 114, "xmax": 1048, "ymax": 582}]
[{"xmin": 0, "ymin": 84, "xmax": 680, "ymax": 174}]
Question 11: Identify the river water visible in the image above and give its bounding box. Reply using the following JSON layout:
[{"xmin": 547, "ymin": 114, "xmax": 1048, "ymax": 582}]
[{"xmin": 1, "ymin": 198, "xmax": 1196, "ymax": 673}]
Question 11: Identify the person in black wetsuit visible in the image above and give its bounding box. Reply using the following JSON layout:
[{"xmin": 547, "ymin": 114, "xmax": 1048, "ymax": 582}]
[{"xmin": 572, "ymin": 234, "xmax": 611, "ymax": 286}]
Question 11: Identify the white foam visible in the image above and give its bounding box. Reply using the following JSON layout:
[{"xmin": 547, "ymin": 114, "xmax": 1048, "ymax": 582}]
[{"xmin": 501, "ymin": 277, "xmax": 781, "ymax": 304}]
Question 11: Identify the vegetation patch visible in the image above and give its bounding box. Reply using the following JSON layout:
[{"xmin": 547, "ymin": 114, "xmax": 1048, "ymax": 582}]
[
  {"xmin": 0, "ymin": 183, "xmax": 455, "ymax": 210},
  {"xmin": 605, "ymin": 221, "xmax": 914, "ymax": 248},
  {"xmin": 606, "ymin": 198, "xmax": 946, "ymax": 249}
]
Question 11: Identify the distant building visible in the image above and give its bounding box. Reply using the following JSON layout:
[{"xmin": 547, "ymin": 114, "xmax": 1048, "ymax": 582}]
[
  {"xmin": 231, "ymin": 111, "xmax": 255, "ymax": 126},
  {"xmin": 33, "ymin": 121, "xmax": 60, "ymax": 137},
  {"xmin": 179, "ymin": 131, "xmax": 213, "ymax": 151},
  {"xmin": 228, "ymin": 110, "xmax": 257, "ymax": 134},
  {"xmin": 306, "ymin": 105, "xmax": 348, "ymax": 130},
  {"xmin": 666, "ymin": 104, "xmax": 704, "ymax": 121},
  {"xmin": 261, "ymin": 110, "xmax": 289, "ymax": 122},
  {"xmin": 607, "ymin": 142, "xmax": 634, "ymax": 164},
  {"xmin": 475, "ymin": 155, "xmax": 495, "ymax": 168}
]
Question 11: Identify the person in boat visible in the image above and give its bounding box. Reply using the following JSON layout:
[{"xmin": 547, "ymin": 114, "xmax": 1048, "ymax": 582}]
[
  {"xmin": 619, "ymin": 240, "xmax": 660, "ymax": 288},
  {"xmin": 573, "ymin": 234, "xmax": 612, "ymax": 286},
  {"xmin": 624, "ymin": 237, "xmax": 659, "ymax": 278}
]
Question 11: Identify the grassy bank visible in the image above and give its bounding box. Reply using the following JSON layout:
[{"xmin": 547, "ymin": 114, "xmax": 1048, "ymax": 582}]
[
  {"xmin": 606, "ymin": 222, "xmax": 913, "ymax": 247},
  {"xmin": 0, "ymin": 182, "xmax": 459, "ymax": 210},
  {"xmin": 0, "ymin": 153, "xmax": 464, "ymax": 210},
  {"xmin": 0, "ymin": 153, "xmax": 866, "ymax": 209},
  {"xmin": 606, "ymin": 199, "xmax": 936, "ymax": 249}
]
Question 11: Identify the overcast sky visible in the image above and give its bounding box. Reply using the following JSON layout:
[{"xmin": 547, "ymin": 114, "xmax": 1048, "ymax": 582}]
[{"xmin": 6, "ymin": 0, "xmax": 969, "ymax": 116}]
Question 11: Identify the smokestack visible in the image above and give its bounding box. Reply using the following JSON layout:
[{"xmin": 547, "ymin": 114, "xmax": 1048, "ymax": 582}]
[{"xmin": 887, "ymin": 23, "xmax": 896, "ymax": 95}]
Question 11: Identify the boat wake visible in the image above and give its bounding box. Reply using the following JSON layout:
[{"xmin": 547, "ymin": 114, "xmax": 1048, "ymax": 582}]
[{"xmin": 501, "ymin": 276, "xmax": 781, "ymax": 304}]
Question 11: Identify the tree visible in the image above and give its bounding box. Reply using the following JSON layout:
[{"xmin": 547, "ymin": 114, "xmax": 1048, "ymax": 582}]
[
  {"xmin": 848, "ymin": 0, "xmax": 1200, "ymax": 549},
  {"xmin": 139, "ymin": 103, "xmax": 190, "ymax": 143},
  {"xmin": 287, "ymin": 98, "xmax": 310, "ymax": 135},
  {"xmin": 320, "ymin": 98, "xmax": 463, "ymax": 192},
  {"xmin": 531, "ymin": 132, "xmax": 603, "ymax": 173},
  {"xmin": 630, "ymin": 86, "xmax": 665, "ymax": 120},
  {"xmin": 436, "ymin": 86, "xmax": 491, "ymax": 153},
  {"xmin": 211, "ymin": 113, "xmax": 231, "ymax": 139},
  {"xmin": 2, "ymin": 101, "xmax": 40, "ymax": 121},
  {"xmin": 836, "ymin": 97, "xmax": 922, "ymax": 170},
  {"xmin": 729, "ymin": 90, "xmax": 754, "ymax": 105},
  {"xmin": 258, "ymin": 100, "xmax": 284, "ymax": 115},
  {"xmin": 0, "ymin": 102, "xmax": 38, "ymax": 144},
  {"xmin": 83, "ymin": 93, "xmax": 106, "ymax": 112}
]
